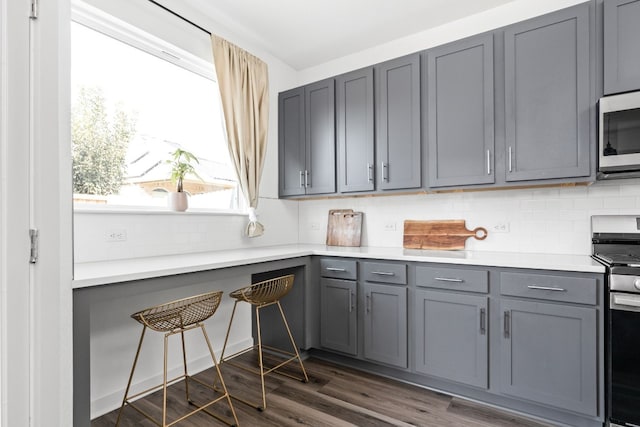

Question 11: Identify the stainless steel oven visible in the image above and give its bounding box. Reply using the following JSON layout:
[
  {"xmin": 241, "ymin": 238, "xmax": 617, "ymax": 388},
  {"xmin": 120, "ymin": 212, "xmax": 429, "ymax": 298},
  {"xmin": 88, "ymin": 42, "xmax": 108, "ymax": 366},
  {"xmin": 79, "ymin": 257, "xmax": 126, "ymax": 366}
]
[
  {"xmin": 598, "ymin": 91, "xmax": 640, "ymax": 179},
  {"xmin": 592, "ymin": 215, "xmax": 640, "ymax": 427}
]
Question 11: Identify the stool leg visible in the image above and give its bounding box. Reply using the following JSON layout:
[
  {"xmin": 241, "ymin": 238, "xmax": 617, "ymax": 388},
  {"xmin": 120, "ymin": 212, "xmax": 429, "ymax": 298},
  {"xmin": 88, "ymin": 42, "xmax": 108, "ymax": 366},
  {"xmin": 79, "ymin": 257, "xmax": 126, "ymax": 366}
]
[
  {"xmin": 115, "ymin": 325, "xmax": 147, "ymax": 427},
  {"xmin": 180, "ymin": 330, "xmax": 191, "ymax": 403},
  {"xmin": 200, "ymin": 324, "xmax": 240, "ymax": 426},
  {"xmin": 163, "ymin": 332, "xmax": 170, "ymax": 427},
  {"xmin": 255, "ymin": 305, "xmax": 267, "ymax": 411},
  {"xmin": 276, "ymin": 301, "xmax": 309, "ymax": 383},
  {"xmin": 220, "ymin": 300, "xmax": 239, "ymax": 362}
]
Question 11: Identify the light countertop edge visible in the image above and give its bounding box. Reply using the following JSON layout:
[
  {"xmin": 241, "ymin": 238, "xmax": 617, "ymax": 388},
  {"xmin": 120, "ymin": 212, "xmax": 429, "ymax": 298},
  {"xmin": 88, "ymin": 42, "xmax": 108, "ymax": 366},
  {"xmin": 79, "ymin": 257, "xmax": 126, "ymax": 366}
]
[{"xmin": 72, "ymin": 244, "xmax": 605, "ymax": 289}]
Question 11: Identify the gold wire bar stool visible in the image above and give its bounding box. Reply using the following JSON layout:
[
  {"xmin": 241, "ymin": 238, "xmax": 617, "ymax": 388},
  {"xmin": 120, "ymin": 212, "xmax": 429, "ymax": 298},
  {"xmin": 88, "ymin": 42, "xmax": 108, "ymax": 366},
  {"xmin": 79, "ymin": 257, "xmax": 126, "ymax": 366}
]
[
  {"xmin": 220, "ymin": 274, "xmax": 309, "ymax": 411},
  {"xmin": 115, "ymin": 290, "xmax": 239, "ymax": 427}
]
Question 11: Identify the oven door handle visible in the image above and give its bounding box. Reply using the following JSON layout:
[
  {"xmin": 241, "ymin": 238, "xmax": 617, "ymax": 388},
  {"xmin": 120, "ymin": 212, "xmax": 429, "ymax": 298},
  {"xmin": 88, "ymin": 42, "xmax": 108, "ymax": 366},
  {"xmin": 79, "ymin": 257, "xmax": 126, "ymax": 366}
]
[{"xmin": 611, "ymin": 293, "xmax": 640, "ymax": 311}]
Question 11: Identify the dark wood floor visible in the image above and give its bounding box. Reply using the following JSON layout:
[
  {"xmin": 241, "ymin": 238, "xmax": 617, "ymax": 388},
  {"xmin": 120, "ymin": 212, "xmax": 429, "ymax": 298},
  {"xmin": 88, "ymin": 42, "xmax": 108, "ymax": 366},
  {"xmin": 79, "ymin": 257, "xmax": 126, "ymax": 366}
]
[{"xmin": 93, "ymin": 351, "xmax": 552, "ymax": 427}]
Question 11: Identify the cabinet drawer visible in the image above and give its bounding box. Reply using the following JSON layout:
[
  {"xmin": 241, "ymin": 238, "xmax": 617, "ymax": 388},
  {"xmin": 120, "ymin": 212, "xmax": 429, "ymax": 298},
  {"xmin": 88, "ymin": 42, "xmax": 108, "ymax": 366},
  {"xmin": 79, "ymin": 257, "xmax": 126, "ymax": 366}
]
[
  {"xmin": 500, "ymin": 272, "xmax": 597, "ymax": 305},
  {"xmin": 416, "ymin": 266, "xmax": 488, "ymax": 293},
  {"xmin": 362, "ymin": 262, "xmax": 407, "ymax": 285},
  {"xmin": 320, "ymin": 259, "xmax": 357, "ymax": 280}
]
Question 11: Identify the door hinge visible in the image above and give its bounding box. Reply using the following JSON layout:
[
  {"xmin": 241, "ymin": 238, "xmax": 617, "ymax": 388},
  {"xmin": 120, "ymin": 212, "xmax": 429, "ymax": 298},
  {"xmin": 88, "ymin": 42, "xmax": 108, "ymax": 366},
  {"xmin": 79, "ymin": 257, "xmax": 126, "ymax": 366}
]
[
  {"xmin": 29, "ymin": 229, "xmax": 39, "ymax": 264},
  {"xmin": 30, "ymin": 0, "xmax": 38, "ymax": 20}
]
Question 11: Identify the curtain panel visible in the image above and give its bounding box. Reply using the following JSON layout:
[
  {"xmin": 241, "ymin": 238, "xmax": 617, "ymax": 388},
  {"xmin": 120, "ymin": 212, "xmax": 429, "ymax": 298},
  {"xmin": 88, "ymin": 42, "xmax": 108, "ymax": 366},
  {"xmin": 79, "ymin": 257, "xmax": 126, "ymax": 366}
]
[{"xmin": 212, "ymin": 35, "xmax": 269, "ymax": 237}]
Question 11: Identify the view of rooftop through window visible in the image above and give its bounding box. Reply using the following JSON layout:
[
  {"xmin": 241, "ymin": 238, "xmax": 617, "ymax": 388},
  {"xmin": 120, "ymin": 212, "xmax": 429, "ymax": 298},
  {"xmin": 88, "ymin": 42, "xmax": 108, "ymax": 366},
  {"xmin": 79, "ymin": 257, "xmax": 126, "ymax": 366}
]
[{"xmin": 71, "ymin": 19, "xmax": 240, "ymax": 210}]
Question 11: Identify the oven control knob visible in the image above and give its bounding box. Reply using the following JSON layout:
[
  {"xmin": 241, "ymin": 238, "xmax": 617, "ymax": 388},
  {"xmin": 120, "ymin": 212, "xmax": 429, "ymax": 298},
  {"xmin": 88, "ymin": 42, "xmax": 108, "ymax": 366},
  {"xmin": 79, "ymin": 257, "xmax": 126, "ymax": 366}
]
[{"xmin": 634, "ymin": 278, "xmax": 640, "ymax": 291}]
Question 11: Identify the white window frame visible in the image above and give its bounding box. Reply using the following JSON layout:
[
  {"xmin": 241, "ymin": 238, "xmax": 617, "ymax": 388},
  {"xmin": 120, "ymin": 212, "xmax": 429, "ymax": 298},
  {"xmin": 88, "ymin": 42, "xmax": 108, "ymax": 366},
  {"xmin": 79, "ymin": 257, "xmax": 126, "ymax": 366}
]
[{"xmin": 71, "ymin": 1, "xmax": 245, "ymax": 215}]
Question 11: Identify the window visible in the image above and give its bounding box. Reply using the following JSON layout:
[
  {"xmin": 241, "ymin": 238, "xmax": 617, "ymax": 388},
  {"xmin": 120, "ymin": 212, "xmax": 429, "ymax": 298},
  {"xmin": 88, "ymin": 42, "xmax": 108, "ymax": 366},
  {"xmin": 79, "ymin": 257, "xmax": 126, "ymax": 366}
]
[{"xmin": 71, "ymin": 2, "xmax": 241, "ymax": 211}]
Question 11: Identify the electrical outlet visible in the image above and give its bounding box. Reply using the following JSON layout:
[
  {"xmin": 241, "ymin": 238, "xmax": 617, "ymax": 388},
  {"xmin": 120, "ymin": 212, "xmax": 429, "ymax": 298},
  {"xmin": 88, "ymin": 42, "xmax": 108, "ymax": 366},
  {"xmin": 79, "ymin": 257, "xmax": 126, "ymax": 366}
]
[
  {"xmin": 105, "ymin": 229, "xmax": 127, "ymax": 242},
  {"xmin": 384, "ymin": 222, "xmax": 397, "ymax": 232},
  {"xmin": 310, "ymin": 222, "xmax": 321, "ymax": 231},
  {"xmin": 491, "ymin": 222, "xmax": 510, "ymax": 233}
]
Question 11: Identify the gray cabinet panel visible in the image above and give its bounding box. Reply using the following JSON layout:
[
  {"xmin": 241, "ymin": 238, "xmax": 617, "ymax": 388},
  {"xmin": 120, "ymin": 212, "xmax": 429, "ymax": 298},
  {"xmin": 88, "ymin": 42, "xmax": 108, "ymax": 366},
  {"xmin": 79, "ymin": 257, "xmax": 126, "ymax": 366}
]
[
  {"xmin": 415, "ymin": 290, "xmax": 488, "ymax": 388},
  {"xmin": 500, "ymin": 299, "xmax": 597, "ymax": 416},
  {"xmin": 416, "ymin": 265, "xmax": 489, "ymax": 294},
  {"xmin": 427, "ymin": 34, "xmax": 495, "ymax": 187},
  {"xmin": 362, "ymin": 261, "xmax": 407, "ymax": 285},
  {"xmin": 376, "ymin": 54, "xmax": 421, "ymax": 190},
  {"xmin": 363, "ymin": 283, "xmax": 408, "ymax": 368},
  {"xmin": 500, "ymin": 272, "xmax": 597, "ymax": 305},
  {"xmin": 337, "ymin": 68, "xmax": 375, "ymax": 193},
  {"xmin": 504, "ymin": 4, "xmax": 590, "ymax": 181},
  {"xmin": 604, "ymin": 0, "xmax": 640, "ymax": 94},
  {"xmin": 305, "ymin": 79, "xmax": 336, "ymax": 194},
  {"xmin": 320, "ymin": 258, "xmax": 357, "ymax": 280},
  {"xmin": 278, "ymin": 87, "xmax": 305, "ymax": 196},
  {"xmin": 320, "ymin": 278, "xmax": 357, "ymax": 355}
]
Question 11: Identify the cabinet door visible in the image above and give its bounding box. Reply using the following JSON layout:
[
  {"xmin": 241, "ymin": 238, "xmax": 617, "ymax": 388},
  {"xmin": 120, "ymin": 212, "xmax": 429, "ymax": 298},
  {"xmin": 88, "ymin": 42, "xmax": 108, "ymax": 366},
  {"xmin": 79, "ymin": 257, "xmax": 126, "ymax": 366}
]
[
  {"xmin": 305, "ymin": 78, "xmax": 336, "ymax": 195},
  {"xmin": 320, "ymin": 278, "xmax": 357, "ymax": 355},
  {"xmin": 500, "ymin": 299, "xmax": 597, "ymax": 416},
  {"xmin": 415, "ymin": 290, "xmax": 488, "ymax": 389},
  {"xmin": 504, "ymin": 4, "xmax": 591, "ymax": 182},
  {"xmin": 278, "ymin": 87, "xmax": 305, "ymax": 196},
  {"xmin": 604, "ymin": 0, "xmax": 640, "ymax": 94},
  {"xmin": 427, "ymin": 35, "xmax": 495, "ymax": 187},
  {"xmin": 375, "ymin": 54, "xmax": 421, "ymax": 190},
  {"xmin": 363, "ymin": 283, "xmax": 407, "ymax": 368},
  {"xmin": 336, "ymin": 68, "xmax": 375, "ymax": 193}
]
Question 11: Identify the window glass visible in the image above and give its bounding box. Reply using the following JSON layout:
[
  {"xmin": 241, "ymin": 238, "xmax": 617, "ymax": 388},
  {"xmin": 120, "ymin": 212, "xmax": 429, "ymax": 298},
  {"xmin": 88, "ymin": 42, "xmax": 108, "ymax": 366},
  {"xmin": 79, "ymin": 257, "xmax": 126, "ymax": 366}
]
[{"xmin": 71, "ymin": 16, "xmax": 241, "ymax": 211}]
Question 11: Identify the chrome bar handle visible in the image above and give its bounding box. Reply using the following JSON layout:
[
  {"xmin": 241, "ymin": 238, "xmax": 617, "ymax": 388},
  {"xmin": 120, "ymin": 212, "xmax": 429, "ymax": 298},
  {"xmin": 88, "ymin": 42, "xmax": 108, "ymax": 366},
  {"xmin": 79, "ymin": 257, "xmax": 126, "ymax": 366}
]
[
  {"xmin": 527, "ymin": 285, "xmax": 567, "ymax": 292},
  {"xmin": 349, "ymin": 291, "xmax": 354, "ymax": 312},
  {"xmin": 325, "ymin": 267, "xmax": 346, "ymax": 272},
  {"xmin": 367, "ymin": 163, "xmax": 374, "ymax": 182},
  {"xmin": 304, "ymin": 170, "xmax": 309, "ymax": 187},
  {"xmin": 503, "ymin": 311, "xmax": 510, "ymax": 338},
  {"xmin": 480, "ymin": 308, "xmax": 486, "ymax": 335},
  {"xmin": 486, "ymin": 149, "xmax": 491, "ymax": 175},
  {"xmin": 434, "ymin": 277, "xmax": 464, "ymax": 283},
  {"xmin": 371, "ymin": 271, "xmax": 395, "ymax": 276},
  {"xmin": 299, "ymin": 170, "xmax": 304, "ymax": 188},
  {"xmin": 366, "ymin": 294, "xmax": 371, "ymax": 313},
  {"xmin": 508, "ymin": 146, "xmax": 513, "ymax": 172},
  {"xmin": 381, "ymin": 162, "xmax": 388, "ymax": 182}
]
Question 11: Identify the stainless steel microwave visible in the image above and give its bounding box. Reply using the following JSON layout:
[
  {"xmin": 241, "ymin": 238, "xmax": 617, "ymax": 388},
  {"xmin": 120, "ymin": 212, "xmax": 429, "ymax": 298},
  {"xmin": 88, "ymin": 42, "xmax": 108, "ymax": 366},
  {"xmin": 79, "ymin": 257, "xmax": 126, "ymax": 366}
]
[{"xmin": 599, "ymin": 91, "xmax": 640, "ymax": 179}]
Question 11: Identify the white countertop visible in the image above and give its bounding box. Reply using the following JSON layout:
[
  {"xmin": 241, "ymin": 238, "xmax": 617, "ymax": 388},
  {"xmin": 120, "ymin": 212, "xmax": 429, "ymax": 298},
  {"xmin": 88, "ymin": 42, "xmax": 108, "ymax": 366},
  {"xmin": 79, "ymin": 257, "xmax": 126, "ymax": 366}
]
[{"xmin": 72, "ymin": 244, "xmax": 605, "ymax": 289}]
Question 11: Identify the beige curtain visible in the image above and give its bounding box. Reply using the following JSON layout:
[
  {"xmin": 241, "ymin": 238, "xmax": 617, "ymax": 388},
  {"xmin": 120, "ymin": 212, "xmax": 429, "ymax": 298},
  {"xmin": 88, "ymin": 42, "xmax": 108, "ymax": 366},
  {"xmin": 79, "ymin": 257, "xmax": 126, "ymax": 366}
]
[{"xmin": 212, "ymin": 35, "xmax": 269, "ymax": 237}]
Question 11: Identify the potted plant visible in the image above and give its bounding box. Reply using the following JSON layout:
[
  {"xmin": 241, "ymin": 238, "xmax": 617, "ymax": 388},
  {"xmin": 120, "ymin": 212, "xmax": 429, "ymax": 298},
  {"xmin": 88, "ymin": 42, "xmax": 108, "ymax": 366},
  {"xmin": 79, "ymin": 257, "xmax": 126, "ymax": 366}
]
[{"xmin": 166, "ymin": 148, "xmax": 200, "ymax": 212}]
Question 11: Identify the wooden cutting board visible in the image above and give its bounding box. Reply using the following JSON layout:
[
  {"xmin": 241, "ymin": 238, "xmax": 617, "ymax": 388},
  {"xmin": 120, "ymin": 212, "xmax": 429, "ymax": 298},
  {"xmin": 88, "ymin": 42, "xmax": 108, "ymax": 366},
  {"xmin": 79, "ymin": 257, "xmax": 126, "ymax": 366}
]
[
  {"xmin": 403, "ymin": 219, "xmax": 488, "ymax": 250},
  {"xmin": 326, "ymin": 209, "xmax": 363, "ymax": 247}
]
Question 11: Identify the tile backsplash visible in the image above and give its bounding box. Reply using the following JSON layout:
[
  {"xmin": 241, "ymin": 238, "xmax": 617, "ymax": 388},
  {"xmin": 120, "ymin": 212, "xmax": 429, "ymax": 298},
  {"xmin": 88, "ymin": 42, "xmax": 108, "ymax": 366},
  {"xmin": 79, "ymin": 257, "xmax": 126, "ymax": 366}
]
[{"xmin": 298, "ymin": 180, "xmax": 640, "ymax": 256}]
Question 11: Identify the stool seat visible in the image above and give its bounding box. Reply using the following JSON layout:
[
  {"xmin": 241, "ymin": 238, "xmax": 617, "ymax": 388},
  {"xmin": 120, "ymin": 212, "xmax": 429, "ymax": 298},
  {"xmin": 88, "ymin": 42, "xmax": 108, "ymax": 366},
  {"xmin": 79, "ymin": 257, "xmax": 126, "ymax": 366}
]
[
  {"xmin": 132, "ymin": 291, "xmax": 222, "ymax": 332},
  {"xmin": 228, "ymin": 275, "xmax": 293, "ymax": 306}
]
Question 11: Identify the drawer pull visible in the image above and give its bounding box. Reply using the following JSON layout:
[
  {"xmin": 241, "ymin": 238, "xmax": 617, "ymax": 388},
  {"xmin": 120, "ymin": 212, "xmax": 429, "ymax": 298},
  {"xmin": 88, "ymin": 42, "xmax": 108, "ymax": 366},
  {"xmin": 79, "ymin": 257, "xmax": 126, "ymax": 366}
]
[
  {"xmin": 503, "ymin": 311, "xmax": 510, "ymax": 338},
  {"xmin": 349, "ymin": 291, "xmax": 354, "ymax": 312},
  {"xmin": 527, "ymin": 285, "xmax": 566, "ymax": 292},
  {"xmin": 325, "ymin": 267, "xmax": 347, "ymax": 272},
  {"xmin": 434, "ymin": 277, "xmax": 464, "ymax": 283},
  {"xmin": 480, "ymin": 308, "xmax": 486, "ymax": 335},
  {"xmin": 371, "ymin": 271, "xmax": 395, "ymax": 276}
]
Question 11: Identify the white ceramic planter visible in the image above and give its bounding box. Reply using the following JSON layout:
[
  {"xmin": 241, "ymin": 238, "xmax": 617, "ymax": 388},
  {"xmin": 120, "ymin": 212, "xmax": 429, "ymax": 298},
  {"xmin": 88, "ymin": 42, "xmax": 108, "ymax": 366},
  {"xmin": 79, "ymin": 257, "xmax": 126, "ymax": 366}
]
[{"xmin": 168, "ymin": 192, "xmax": 188, "ymax": 212}]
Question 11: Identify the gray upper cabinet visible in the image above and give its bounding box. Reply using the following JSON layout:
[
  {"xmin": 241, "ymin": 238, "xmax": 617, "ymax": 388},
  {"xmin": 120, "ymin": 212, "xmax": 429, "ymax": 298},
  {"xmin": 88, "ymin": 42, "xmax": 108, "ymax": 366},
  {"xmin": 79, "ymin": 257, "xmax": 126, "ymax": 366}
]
[
  {"xmin": 363, "ymin": 282, "xmax": 408, "ymax": 368},
  {"xmin": 426, "ymin": 34, "xmax": 495, "ymax": 188},
  {"xmin": 604, "ymin": 0, "xmax": 640, "ymax": 94},
  {"xmin": 415, "ymin": 289, "xmax": 488, "ymax": 389},
  {"xmin": 504, "ymin": 3, "xmax": 591, "ymax": 182},
  {"xmin": 305, "ymin": 79, "xmax": 336, "ymax": 195},
  {"xmin": 336, "ymin": 68, "xmax": 375, "ymax": 193},
  {"xmin": 278, "ymin": 79, "xmax": 335, "ymax": 197},
  {"xmin": 499, "ymin": 299, "xmax": 597, "ymax": 416},
  {"xmin": 278, "ymin": 87, "xmax": 306, "ymax": 196},
  {"xmin": 375, "ymin": 54, "xmax": 421, "ymax": 190}
]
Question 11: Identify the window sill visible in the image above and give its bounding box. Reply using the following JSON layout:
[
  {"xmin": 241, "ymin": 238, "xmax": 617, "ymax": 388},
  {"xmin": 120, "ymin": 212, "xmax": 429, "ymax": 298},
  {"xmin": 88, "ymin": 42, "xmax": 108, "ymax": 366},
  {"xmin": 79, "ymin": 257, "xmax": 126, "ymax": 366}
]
[{"xmin": 73, "ymin": 205, "xmax": 247, "ymax": 217}]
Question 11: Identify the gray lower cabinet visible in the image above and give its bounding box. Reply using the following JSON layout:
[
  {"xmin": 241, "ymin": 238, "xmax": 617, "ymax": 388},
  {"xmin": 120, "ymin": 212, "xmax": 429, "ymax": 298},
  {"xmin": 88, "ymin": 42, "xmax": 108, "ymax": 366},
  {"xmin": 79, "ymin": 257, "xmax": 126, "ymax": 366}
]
[
  {"xmin": 363, "ymin": 282, "xmax": 408, "ymax": 368},
  {"xmin": 415, "ymin": 289, "xmax": 488, "ymax": 388},
  {"xmin": 426, "ymin": 34, "xmax": 495, "ymax": 188},
  {"xmin": 375, "ymin": 54, "xmax": 421, "ymax": 191},
  {"xmin": 320, "ymin": 278, "xmax": 357, "ymax": 355},
  {"xmin": 336, "ymin": 67, "xmax": 375, "ymax": 193},
  {"xmin": 499, "ymin": 298, "xmax": 597, "ymax": 416},
  {"xmin": 504, "ymin": 3, "xmax": 591, "ymax": 182},
  {"xmin": 278, "ymin": 79, "xmax": 335, "ymax": 197},
  {"xmin": 604, "ymin": 0, "xmax": 640, "ymax": 94}
]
